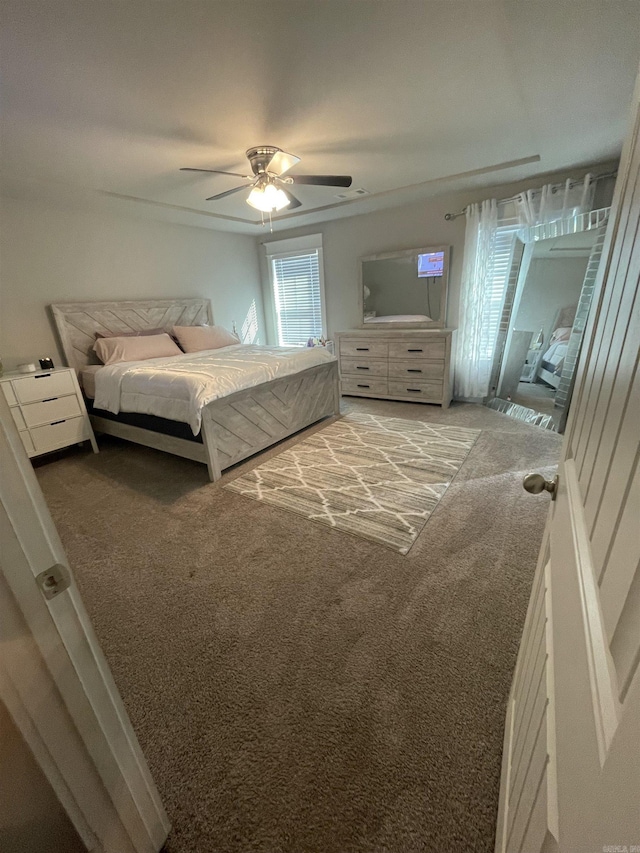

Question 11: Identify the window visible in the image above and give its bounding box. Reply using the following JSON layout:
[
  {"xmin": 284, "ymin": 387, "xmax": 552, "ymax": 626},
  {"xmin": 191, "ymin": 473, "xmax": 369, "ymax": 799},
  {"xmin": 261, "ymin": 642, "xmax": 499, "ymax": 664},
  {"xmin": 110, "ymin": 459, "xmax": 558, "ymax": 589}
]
[
  {"xmin": 479, "ymin": 217, "xmax": 520, "ymax": 359},
  {"xmin": 265, "ymin": 234, "xmax": 326, "ymax": 347}
]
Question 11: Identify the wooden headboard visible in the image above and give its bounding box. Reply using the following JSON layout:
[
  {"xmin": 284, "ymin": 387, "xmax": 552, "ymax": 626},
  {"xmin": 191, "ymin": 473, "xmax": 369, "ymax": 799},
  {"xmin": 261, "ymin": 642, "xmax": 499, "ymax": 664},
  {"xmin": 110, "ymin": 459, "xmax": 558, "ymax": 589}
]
[{"xmin": 50, "ymin": 298, "xmax": 214, "ymax": 373}]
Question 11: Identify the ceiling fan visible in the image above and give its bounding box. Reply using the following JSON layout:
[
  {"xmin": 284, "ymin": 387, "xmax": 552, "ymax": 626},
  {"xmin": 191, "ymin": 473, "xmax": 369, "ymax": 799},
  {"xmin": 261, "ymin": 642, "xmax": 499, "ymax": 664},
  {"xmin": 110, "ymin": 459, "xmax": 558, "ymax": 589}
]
[{"xmin": 180, "ymin": 146, "xmax": 352, "ymax": 214}]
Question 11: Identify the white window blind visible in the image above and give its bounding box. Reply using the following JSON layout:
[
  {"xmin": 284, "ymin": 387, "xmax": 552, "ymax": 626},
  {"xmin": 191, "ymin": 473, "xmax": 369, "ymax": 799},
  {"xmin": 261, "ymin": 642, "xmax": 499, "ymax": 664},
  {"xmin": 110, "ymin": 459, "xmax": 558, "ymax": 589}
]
[
  {"xmin": 271, "ymin": 249, "xmax": 324, "ymax": 346},
  {"xmin": 479, "ymin": 218, "xmax": 520, "ymax": 359}
]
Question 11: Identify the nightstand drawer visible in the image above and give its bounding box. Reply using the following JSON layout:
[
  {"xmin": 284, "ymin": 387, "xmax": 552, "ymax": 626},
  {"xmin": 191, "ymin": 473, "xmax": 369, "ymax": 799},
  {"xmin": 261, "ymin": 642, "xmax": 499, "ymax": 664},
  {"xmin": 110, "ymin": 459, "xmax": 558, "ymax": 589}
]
[
  {"xmin": 388, "ymin": 360, "xmax": 444, "ymax": 380},
  {"xmin": 2, "ymin": 383, "xmax": 17, "ymax": 406},
  {"xmin": 340, "ymin": 358, "xmax": 388, "ymax": 378},
  {"xmin": 340, "ymin": 339, "xmax": 389, "ymax": 359},
  {"xmin": 388, "ymin": 380, "xmax": 443, "ymax": 401},
  {"xmin": 22, "ymin": 394, "xmax": 82, "ymax": 428},
  {"xmin": 31, "ymin": 416, "xmax": 87, "ymax": 454},
  {"xmin": 389, "ymin": 340, "xmax": 446, "ymax": 360},
  {"xmin": 13, "ymin": 371, "xmax": 76, "ymax": 404},
  {"xmin": 341, "ymin": 376, "xmax": 388, "ymax": 396}
]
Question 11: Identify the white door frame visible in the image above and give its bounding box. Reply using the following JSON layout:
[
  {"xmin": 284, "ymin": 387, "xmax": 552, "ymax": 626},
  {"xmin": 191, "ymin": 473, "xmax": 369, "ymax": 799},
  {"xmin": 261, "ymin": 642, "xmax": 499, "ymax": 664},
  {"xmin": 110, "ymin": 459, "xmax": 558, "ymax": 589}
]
[{"xmin": 0, "ymin": 392, "xmax": 170, "ymax": 853}]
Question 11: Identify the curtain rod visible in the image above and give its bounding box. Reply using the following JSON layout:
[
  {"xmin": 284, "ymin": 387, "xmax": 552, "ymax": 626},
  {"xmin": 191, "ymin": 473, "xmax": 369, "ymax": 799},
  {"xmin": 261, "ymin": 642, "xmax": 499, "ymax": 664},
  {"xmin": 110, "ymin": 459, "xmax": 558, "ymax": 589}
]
[{"xmin": 443, "ymin": 170, "xmax": 618, "ymax": 221}]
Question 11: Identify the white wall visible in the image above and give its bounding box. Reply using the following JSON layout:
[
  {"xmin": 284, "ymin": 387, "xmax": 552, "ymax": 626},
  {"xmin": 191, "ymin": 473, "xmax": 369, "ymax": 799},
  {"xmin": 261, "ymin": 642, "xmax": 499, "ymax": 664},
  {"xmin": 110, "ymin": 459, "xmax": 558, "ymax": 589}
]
[
  {"xmin": 514, "ymin": 256, "xmax": 589, "ymax": 346},
  {"xmin": 258, "ymin": 165, "xmax": 617, "ymax": 343},
  {"xmin": 0, "ymin": 699, "xmax": 84, "ymax": 853},
  {"xmin": 0, "ymin": 198, "xmax": 265, "ymax": 371}
]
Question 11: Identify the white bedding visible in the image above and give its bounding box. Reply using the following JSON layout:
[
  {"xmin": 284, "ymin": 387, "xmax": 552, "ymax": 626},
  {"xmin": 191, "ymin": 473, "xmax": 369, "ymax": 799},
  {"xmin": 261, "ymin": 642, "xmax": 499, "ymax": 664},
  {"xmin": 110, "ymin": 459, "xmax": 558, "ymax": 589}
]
[
  {"xmin": 364, "ymin": 313, "xmax": 432, "ymax": 323},
  {"xmin": 81, "ymin": 365, "xmax": 101, "ymax": 398},
  {"xmin": 540, "ymin": 340, "xmax": 569, "ymax": 374},
  {"xmin": 93, "ymin": 344, "xmax": 336, "ymax": 435}
]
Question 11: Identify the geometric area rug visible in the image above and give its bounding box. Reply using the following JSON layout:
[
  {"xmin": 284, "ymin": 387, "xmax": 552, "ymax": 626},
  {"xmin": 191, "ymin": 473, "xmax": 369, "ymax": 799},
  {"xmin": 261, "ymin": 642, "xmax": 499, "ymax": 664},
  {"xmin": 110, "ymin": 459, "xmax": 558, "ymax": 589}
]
[{"xmin": 224, "ymin": 412, "xmax": 480, "ymax": 554}]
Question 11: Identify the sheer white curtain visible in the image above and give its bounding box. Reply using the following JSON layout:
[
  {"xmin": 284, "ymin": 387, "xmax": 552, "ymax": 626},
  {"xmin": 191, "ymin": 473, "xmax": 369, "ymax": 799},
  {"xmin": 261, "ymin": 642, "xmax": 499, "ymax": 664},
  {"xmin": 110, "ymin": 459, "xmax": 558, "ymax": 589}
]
[
  {"xmin": 454, "ymin": 199, "xmax": 499, "ymax": 400},
  {"xmin": 516, "ymin": 174, "xmax": 594, "ymax": 227}
]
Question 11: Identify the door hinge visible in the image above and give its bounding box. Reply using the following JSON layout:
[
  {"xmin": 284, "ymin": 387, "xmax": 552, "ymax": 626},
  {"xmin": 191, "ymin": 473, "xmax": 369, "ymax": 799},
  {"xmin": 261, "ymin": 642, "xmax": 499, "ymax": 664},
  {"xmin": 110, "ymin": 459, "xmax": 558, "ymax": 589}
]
[{"xmin": 36, "ymin": 564, "xmax": 71, "ymax": 600}]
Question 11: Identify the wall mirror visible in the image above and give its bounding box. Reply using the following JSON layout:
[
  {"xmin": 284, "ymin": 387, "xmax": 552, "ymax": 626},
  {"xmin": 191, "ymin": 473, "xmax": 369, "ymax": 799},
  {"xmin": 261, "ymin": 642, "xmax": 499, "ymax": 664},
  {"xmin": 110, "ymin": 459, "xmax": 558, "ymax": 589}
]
[
  {"xmin": 359, "ymin": 245, "xmax": 450, "ymax": 329},
  {"xmin": 486, "ymin": 208, "xmax": 610, "ymax": 433}
]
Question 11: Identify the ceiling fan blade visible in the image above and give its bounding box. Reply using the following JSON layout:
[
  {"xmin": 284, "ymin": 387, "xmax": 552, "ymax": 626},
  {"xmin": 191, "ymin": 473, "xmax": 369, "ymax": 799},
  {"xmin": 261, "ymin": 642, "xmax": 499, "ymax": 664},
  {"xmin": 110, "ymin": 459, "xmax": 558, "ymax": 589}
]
[
  {"xmin": 180, "ymin": 167, "xmax": 250, "ymax": 178},
  {"xmin": 206, "ymin": 184, "xmax": 251, "ymax": 201},
  {"xmin": 288, "ymin": 174, "xmax": 352, "ymax": 188},
  {"xmin": 266, "ymin": 150, "xmax": 301, "ymax": 176},
  {"xmin": 281, "ymin": 188, "xmax": 302, "ymax": 210}
]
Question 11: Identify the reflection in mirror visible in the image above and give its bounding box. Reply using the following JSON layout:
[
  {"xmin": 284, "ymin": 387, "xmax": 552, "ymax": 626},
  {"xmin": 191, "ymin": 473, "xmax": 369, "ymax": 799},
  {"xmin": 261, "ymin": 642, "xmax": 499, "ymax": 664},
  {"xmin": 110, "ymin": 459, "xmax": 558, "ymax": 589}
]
[
  {"xmin": 492, "ymin": 224, "xmax": 604, "ymax": 432},
  {"xmin": 360, "ymin": 246, "xmax": 449, "ymax": 328}
]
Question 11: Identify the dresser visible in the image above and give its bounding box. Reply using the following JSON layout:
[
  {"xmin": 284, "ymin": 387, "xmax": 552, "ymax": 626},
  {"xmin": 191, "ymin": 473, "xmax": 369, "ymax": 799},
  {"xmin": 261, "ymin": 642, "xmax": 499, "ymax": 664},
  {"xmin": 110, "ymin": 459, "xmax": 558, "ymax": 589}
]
[
  {"xmin": 0, "ymin": 367, "xmax": 98, "ymax": 458},
  {"xmin": 335, "ymin": 329, "xmax": 455, "ymax": 408}
]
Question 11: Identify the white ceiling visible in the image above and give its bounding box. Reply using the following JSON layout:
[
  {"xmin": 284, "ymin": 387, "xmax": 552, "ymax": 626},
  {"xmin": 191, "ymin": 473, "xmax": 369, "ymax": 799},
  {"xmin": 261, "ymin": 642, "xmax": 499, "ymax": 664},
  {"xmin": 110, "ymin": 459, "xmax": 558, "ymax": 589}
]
[{"xmin": 2, "ymin": 0, "xmax": 639, "ymax": 234}]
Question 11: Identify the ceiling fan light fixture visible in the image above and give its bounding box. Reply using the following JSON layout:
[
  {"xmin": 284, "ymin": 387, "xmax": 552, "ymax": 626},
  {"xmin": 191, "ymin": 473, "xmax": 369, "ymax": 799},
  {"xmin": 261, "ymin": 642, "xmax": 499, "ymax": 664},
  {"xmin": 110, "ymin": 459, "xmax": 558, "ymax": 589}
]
[{"xmin": 246, "ymin": 181, "xmax": 290, "ymax": 212}]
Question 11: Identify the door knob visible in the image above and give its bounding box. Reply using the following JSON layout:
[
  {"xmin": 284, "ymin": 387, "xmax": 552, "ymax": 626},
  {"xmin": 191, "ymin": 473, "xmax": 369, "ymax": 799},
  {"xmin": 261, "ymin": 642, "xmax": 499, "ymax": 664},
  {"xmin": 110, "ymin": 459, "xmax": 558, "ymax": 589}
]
[{"xmin": 523, "ymin": 472, "xmax": 558, "ymax": 498}]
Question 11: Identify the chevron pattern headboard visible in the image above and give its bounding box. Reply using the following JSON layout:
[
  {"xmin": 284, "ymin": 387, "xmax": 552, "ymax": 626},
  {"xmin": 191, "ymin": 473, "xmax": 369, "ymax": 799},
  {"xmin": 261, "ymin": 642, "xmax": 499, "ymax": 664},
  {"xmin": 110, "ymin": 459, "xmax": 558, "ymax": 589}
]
[{"xmin": 50, "ymin": 298, "xmax": 214, "ymax": 373}]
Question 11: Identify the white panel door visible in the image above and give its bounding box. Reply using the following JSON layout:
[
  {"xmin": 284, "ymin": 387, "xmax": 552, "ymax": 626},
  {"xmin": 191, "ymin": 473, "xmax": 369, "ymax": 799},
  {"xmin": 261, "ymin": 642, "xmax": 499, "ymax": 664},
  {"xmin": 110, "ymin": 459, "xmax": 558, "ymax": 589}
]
[
  {"xmin": 495, "ymin": 69, "xmax": 640, "ymax": 853},
  {"xmin": 0, "ymin": 390, "xmax": 170, "ymax": 851}
]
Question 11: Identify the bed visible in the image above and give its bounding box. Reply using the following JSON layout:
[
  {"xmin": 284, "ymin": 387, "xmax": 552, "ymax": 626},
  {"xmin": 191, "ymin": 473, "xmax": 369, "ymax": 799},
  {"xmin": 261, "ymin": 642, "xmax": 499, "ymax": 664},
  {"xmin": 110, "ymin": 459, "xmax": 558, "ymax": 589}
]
[
  {"xmin": 537, "ymin": 339, "xmax": 569, "ymax": 389},
  {"xmin": 51, "ymin": 299, "xmax": 339, "ymax": 481},
  {"xmin": 363, "ymin": 313, "xmax": 432, "ymax": 324},
  {"xmin": 536, "ymin": 309, "xmax": 575, "ymax": 390}
]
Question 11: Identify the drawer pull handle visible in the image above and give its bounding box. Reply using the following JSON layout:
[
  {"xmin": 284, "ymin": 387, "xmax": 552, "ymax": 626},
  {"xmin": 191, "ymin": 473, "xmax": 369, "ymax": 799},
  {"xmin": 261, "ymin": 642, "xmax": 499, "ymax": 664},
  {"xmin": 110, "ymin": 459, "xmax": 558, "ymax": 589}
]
[
  {"xmin": 357, "ymin": 384, "xmax": 370, "ymax": 389},
  {"xmin": 34, "ymin": 373, "xmax": 52, "ymax": 379},
  {"xmin": 407, "ymin": 369, "xmax": 422, "ymax": 373},
  {"xmin": 407, "ymin": 348, "xmax": 423, "ymax": 353},
  {"xmin": 50, "ymin": 419, "xmax": 66, "ymax": 425},
  {"xmin": 356, "ymin": 366, "xmax": 370, "ymax": 370},
  {"xmin": 406, "ymin": 388, "xmax": 422, "ymax": 393},
  {"xmin": 355, "ymin": 347, "xmax": 369, "ymax": 351},
  {"xmin": 42, "ymin": 397, "xmax": 58, "ymax": 402}
]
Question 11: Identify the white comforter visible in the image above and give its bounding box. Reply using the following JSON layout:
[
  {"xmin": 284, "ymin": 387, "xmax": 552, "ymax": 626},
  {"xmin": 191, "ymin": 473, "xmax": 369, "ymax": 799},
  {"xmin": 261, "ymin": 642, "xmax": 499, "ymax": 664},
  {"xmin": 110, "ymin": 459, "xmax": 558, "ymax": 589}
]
[
  {"xmin": 541, "ymin": 340, "xmax": 569, "ymax": 375},
  {"xmin": 93, "ymin": 344, "xmax": 335, "ymax": 434}
]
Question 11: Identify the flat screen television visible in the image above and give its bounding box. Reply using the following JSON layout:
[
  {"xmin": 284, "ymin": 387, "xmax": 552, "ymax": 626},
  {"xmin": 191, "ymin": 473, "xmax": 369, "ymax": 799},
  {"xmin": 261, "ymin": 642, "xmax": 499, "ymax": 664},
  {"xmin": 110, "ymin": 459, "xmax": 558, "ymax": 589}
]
[{"xmin": 417, "ymin": 250, "xmax": 445, "ymax": 278}]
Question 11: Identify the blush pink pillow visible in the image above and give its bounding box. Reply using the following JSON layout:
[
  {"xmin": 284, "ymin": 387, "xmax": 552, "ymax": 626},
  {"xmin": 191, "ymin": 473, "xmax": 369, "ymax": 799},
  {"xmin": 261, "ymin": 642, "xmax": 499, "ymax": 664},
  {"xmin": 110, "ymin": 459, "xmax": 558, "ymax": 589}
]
[
  {"xmin": 93, "ymin": 333, "xmax": 182, "ymax": 365},
  {"xmin": 172, "ymin": 324, "xmax": 240, "ymax": 353},
  {"xmin": 551, "ymin": 326, "xmax": 572, "ymax": 344}
]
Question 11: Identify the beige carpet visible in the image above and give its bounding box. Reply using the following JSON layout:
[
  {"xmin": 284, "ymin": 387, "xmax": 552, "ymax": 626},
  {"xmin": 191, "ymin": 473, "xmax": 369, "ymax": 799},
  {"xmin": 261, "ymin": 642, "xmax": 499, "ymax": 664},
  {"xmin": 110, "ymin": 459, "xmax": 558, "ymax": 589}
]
[
  {"xmin": 35, "ymin": 398, "xmax": 561, "ymax": 853},
  {"xmin": 226, "ymin": 414, "xmax": 480, "ymax": 554}
]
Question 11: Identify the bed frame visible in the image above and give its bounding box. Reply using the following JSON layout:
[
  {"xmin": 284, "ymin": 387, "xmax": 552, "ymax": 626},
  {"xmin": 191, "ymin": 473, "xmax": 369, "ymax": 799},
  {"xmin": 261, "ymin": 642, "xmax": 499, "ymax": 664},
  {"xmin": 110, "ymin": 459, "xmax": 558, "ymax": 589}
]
[
  {"xmin": 537, "ymin": 366, "xmax": 561, "ymax": 389},
  {"xmin": 50, "ymin": 299, "xmax": 340, "ymax": 481}
]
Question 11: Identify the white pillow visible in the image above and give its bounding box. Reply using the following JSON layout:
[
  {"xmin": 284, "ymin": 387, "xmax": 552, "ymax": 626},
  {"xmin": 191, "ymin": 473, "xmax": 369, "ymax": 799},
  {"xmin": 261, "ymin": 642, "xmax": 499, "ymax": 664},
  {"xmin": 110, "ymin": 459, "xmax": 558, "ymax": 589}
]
[
  {"xmin": 93, "ymin": 333, "xmax": 182, "ymax": 365},
  {"xmin": 173, "ymin": 324, "xmax": 239, "ymax": 353}
]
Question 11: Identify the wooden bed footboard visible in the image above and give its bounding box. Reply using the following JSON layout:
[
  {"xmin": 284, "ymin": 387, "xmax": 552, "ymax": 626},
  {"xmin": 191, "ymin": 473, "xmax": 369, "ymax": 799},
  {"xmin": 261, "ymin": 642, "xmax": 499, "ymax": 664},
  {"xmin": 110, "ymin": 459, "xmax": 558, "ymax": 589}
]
[
  {"xmin": 201, "ymin": 360, "xmax": 340, "ymax": 481},
  {"xmin": 90, "ymin": 361, "xmax": 340, "ymax": 481}
]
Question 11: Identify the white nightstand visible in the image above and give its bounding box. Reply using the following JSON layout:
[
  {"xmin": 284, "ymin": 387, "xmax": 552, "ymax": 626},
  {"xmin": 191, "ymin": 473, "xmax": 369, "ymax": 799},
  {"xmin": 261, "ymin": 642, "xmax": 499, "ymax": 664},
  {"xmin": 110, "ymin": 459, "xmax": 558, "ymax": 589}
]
[
  {"xmin": 0, "ymin": 367, "xmax": 98, "ymax": 458},
  {"xmin": 520, "ymin": 348, "xmax": 545, "ymax": 383}
]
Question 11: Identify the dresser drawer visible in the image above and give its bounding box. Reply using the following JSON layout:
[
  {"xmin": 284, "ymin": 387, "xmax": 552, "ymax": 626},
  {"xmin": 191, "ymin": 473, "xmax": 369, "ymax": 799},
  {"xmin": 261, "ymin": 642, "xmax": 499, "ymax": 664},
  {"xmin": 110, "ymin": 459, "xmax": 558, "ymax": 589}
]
[
  {"xmin": 388, "ymin": 360, "xmax": 444, "ymax": 381},
  {"xmin": 1, "ymin": 383, "xmax": 18, "ymax": 406},
  {"xmin": 340, "ymin": 358, "xmax": 388, "ymax": 378},
  {"xmin": 31, "ymin": 416, "xmax": 87, "ymax": 454},
  {"xmin": 339, "ymin": 339, "xmax": 389, "ymax": 359},
  {"xmin": 341, "ymin": 376, "xmax": 389, "ymax": 396},
  {"xmin": 389, "ymin": 340, "xmax": 446, "ymax": 360},
  {"xmin": 22, "ymin": 394, "xmax": 82, "ymax": 428},
  {"xmin": 388, "ymin": 380, "xmax": 443, "ymax": 401},
  {"xmin": 12, "ymin": 371, "xmax": 76, "ymax": 404}
]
